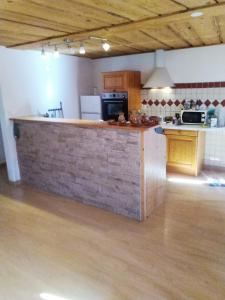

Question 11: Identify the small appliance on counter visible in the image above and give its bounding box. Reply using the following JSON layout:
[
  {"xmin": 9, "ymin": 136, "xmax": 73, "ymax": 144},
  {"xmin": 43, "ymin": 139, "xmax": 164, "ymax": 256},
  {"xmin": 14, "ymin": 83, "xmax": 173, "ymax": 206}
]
[
  {"xmin": 207, "ymin": 108, "xmax": 218, "ymax": 128},
  {"xmin": 180, "ymin": 110, "xmax": 206, "ymax": 125},
  {"xmin": 80, "ymin": 95, "xmax": 102, "ymax": 120},
  {"xmin": 101, "ymin": 92, "xmax": 128, "ymax": 121}
]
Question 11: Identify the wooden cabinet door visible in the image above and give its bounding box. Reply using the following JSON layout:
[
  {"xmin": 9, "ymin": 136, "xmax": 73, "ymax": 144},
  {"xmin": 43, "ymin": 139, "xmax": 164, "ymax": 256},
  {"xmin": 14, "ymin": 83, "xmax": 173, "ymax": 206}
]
[
  {"xmin": 165, "ymin": 129, "xmax": 205, "ymax": 176},
  {"xmin": 102, "ymin": 72, "xmax": 127, "ymax": 91},
  {"xmin": 166, "ymin": 134, "xmax": 197, "ymax": 175},
  {"xmin": 167, "ymin": 135, "xmax": 196, "ymax": 166}
]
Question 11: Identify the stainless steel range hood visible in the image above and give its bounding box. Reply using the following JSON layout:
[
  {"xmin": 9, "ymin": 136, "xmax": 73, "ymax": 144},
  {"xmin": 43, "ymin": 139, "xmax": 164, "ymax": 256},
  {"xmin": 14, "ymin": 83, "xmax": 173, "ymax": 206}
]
[{"xmin": 144, "ymin": 49, "xmax": 174, "ymax": 89}]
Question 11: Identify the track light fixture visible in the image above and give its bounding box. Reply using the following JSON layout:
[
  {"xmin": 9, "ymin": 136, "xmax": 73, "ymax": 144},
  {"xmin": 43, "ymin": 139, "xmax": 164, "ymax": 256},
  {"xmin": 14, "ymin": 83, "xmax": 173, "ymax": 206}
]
[{"xmin": 41, "ymin": 36, "xmax": 110, "ymax": 57}]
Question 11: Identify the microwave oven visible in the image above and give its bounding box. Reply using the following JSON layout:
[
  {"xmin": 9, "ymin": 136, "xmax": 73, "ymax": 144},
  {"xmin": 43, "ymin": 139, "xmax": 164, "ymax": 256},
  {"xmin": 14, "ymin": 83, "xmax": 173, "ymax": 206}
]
[{"xmin": 180, "ymin": 110, "xmax": 206, "ymax": 125}]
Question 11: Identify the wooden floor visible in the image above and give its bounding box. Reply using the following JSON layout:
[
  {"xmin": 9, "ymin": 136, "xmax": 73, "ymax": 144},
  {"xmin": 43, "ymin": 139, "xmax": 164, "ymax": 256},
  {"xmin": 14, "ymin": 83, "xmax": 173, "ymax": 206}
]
[{"xmin": 0, "ymin": 165, "xmax": 225, "ymax": 300}]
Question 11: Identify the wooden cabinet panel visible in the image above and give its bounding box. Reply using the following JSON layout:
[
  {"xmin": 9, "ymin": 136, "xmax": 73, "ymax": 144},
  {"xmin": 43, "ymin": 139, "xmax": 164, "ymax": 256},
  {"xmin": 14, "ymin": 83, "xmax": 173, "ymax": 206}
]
[
  {"xmin": 165, "ymin": 129, "xmax": 197, "ymax": 137},
  {"xmin": 165, "ymin": 130, "xmax": 205, "ymax": 176},
  {"xmin": 102, "ymin": 71, "xmax": 141, "ymax": 111},
  {"xmin": 167, "ymin": 135, "xmax": 196, "ymax": 166},
  {"xmin": 102, "ymin": 72, "xmax": 127, "ymax": 91}
]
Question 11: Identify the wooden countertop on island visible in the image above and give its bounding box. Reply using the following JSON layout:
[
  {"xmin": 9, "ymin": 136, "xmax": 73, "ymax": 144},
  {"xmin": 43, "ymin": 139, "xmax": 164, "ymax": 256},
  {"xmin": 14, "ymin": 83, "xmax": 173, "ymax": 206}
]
[{"xmin": 11, "ymin": 116, "xmax": 154, "ymax": 131}]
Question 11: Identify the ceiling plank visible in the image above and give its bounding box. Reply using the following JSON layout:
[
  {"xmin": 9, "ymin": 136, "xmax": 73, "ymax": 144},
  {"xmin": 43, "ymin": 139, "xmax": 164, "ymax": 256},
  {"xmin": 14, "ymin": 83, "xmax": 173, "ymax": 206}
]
[
  {"xmin": 212, "ymin": 16, "xmax": 224, "ymax": 42},
  {"xmin": 9, "ymin": 2, "xmax": 225, "ymax": 50},
  {"xmin": 143, "ymin": 26, "xmax": 190, "ymax": 49},
  {"xmin": 215, "ymin": 15, "xmax": 225, "ymax": 42},
  {"xmin": 167, "ymin": 24, "xmax": 192, "ymax": 46},
  {"xmin": 109, "ymin": 31, "xmax": 169, "ymax": 52},
  {"xmin": 0, "ymin": 9, "xmax": 82, "ymax": 33},
  {"xmin": 73, "ymin": 0, "xmax": 158, "ymax": 21},
  {"xmin": 0, "ymin": 19, "xmax": 64, "ymax": 38},
  {"xmin": 173, "ymin": 0, "xmax": 216, "ymax": 8},
  {"xmin": 169, "ymin": 0, "xmax": 189, "ymax": 9},
  {"xmin": 189, "ymin": 16, "xmax": 221, "ymax": 45},
  {"xmin": 139, "ymin": 30, "xmax": 173, "ymax": 49},
  {"xmin": 168, "ymin": 22, "xmax": 204, "ymax": 46},
  {"xmin": 120, "ymin": 0, "xmax": 186, "ymax": 15}
]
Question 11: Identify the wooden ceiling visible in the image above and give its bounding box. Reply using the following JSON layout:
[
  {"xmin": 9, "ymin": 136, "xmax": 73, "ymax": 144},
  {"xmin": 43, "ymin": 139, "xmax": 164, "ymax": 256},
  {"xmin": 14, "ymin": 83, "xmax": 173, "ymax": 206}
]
[{"xmin": 1, "ymin": 0, "xmax": 225, "ymax": 58}]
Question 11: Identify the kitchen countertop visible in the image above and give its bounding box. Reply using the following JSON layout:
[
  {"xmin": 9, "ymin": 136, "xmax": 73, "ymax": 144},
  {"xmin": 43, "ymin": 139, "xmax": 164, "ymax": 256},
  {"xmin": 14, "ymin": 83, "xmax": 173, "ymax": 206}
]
[
  {"xmin": 10, "ymin": 116, "xmax": 154, "ymax": 132},
  {"xmin": 11, "ymin": 117, "xmax": 225, "ymax": 132},
  {"xmin": 162, "ymin": 123, "xmax": 225, "ymax": 132}
]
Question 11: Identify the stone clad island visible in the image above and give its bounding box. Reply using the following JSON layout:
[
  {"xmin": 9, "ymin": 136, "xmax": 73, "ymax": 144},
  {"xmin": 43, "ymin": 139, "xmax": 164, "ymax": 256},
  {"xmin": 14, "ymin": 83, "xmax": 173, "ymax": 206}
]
[{"xmin": 12, "ymin": 117, "xmax": 166, "ymax": 221}]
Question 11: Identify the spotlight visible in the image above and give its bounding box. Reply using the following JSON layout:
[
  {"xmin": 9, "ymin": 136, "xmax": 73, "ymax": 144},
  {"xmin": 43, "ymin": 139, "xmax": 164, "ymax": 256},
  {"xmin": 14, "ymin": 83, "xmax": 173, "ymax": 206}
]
[
  {"xmin": 102, "ymin": 40, "xmax": 110, "ymax": 51},
  {"xmin": 53, "ymin": 45, "xmax": 59, "ymax": 58},
  {"xmin": 191, "ymin": 11, "xmax": 203, "ymax": 18},
  {"xmin": 79, "ymin": 43, "xmax": 85, "ymax": 55}
]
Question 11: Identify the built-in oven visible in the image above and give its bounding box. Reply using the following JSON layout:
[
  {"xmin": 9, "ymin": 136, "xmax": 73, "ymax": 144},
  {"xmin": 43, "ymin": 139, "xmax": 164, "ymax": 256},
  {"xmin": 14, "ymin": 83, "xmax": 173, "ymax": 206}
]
[{"xmin": 101, "ymin": 92, "xmax": 128, "ymax": 121}]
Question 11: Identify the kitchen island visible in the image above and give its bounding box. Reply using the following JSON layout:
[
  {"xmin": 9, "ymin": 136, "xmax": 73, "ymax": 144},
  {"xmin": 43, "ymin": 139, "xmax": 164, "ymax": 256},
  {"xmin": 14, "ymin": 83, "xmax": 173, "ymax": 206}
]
[{"xmin": 11, "ymin": 117, "xmax": 166, "ymax": 221}]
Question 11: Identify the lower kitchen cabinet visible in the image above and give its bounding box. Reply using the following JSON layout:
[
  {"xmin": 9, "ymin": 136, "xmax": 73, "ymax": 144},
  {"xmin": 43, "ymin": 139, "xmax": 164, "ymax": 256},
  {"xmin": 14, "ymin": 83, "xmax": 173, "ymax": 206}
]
[{"xmin": 164, "ymin": 129, "xmax": 205, "ymax": 176}]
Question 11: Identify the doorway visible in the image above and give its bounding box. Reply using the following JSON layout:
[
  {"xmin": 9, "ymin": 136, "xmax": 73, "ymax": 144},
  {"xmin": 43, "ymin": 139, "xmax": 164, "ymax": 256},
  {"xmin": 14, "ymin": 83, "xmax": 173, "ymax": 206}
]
[
  {"xmin": 0, "ymin": 87, "xmax": 21, "ymax": 182},
  {"xmin": 0, "ymin": 123, "xmax": 5, "ymax": 165}
]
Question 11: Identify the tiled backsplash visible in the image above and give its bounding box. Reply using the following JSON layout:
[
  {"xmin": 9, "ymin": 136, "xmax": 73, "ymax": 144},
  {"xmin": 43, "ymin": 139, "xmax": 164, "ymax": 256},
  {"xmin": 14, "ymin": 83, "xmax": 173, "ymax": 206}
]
[
  {"xmin": 141, "ymin": 87, "xmax": 225, "ymax": 118},
  {"xmin": 141, "ymin": 85, "xmax": 225, "ymax": 169}
]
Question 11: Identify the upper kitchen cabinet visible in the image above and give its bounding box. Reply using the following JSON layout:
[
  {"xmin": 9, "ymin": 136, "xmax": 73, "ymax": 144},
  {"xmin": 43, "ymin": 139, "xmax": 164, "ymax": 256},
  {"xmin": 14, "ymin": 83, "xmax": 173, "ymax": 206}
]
[{"xmin": 102, "ymin": 71, "xmax": 141, "ymax": 111}]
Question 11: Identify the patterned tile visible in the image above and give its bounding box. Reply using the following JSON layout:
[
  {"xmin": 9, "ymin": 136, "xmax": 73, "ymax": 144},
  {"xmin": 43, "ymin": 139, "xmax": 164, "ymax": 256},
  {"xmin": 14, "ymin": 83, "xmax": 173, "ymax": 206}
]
[
  {"xmin": 205, "ymin": 99, "xmax": 211, "ymax": 107},
  {"xmin": 161, "ymin": 99, "xmax": 166, "ymax": 107},
  {"xmin": 213, "ymin": 99, "xmax": 219, "ymax": 107},
  {"xmin": 174, "ymin": 99, "xmax": 180, "ymax": 106},
  {"xmin": 142, "ymin": 99, "xmax": 147, "ymax": 105},
  {"xmin": 168, "ymin": 99, "xmax": 173, "ymax": 106},
  {"xmin": 148, "ymin": 99, "xmax": 153, "ymax": 106},
  {"xmin": 196, "ymin": 99, "xmax": 203, "ymax": 106}
]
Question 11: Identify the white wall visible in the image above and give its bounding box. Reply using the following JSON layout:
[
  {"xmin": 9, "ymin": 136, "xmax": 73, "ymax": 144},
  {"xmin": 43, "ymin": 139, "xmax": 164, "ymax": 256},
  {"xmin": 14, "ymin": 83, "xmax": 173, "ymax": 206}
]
[
  {"xmin": 0, "ymin": 46, "xmax": 93, "ymax": 181},
  {"xmin": 92, "ymin": 44, "xmax": 225, "ymax": 89}
]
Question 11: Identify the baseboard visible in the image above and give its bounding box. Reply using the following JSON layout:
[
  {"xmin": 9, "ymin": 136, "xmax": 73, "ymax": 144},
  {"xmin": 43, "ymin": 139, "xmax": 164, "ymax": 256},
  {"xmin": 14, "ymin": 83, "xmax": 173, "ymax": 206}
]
[
  {"xmin": 8, "ymin": 180, "xmax": 22, "ymax": 186},
  {"xmin": 203, "ymin": 164, "xmax": 225, "ymax": 172}
]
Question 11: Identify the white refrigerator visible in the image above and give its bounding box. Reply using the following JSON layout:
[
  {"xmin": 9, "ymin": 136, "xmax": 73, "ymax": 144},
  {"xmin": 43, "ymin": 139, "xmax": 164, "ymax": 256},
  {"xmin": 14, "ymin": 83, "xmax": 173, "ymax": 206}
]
[{"xmin": 80, "ymin": 96, "xmax": 102, "ymax": 120}]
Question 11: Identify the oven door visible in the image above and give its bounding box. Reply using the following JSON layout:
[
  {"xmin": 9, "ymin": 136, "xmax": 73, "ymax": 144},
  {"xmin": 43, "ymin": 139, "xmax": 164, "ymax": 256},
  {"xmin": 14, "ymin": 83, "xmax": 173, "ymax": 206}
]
[{"xmin": 102, "ymin": 99, "xmax": 128, "ymax": 121}]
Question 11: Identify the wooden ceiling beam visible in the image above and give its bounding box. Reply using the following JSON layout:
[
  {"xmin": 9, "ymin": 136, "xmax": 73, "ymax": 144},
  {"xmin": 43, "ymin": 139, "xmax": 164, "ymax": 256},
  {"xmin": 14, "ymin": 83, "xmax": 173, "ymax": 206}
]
[{"xmin": 8, "ymin": 2, "xmax": 225, "ymax": 49}]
